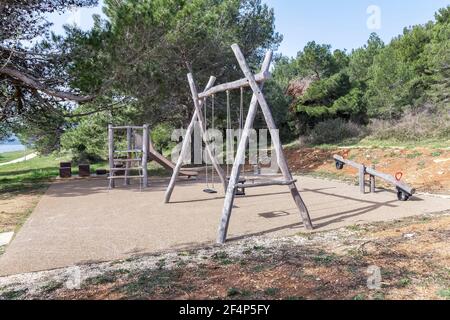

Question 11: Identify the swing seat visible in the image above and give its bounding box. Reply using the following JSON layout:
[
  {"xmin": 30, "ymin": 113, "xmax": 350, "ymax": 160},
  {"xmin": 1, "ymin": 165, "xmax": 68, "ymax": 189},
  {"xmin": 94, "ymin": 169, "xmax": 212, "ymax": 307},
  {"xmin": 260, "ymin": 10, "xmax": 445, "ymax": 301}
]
[
  {"xmin": 227, "ymin": 177, "xmax": 246, "ymax": 196},
  {"xmin": 203, "ymin": 188, "xmax": 218, "ymax": 194}
]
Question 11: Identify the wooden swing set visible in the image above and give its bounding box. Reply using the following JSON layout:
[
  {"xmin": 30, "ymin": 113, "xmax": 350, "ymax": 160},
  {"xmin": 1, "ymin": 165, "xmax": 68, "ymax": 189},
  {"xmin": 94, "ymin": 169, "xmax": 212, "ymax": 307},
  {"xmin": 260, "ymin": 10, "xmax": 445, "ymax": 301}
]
[{"xmin": 164, "ymin": 44, "xmax": 314, "ymax": 244}]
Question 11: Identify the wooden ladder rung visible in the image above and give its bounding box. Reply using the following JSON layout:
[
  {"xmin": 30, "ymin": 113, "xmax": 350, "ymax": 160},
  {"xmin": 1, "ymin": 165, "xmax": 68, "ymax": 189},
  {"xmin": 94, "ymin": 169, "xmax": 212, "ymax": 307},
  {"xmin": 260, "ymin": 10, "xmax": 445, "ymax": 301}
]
[
  {"xmin": 111, "ymin": 126, "xmax": 143, "ymax": 130},
  {"xmin": 108, "ymin": 175, "xmax": 144, "ymax": 179},
  {"xmin": 235, "ymin": 179, "xmax": 297, "ymax": 189},
  {"xmin": 114, "ymin": 149, "xmax": 142, "ymax": 153},
  {"xmin": 114, "ymin": 158, "xmax": 141, "ymax": 162},
  {"xmin": 110, "ymin": 167, "xmax": 142, "ymax": 171}
]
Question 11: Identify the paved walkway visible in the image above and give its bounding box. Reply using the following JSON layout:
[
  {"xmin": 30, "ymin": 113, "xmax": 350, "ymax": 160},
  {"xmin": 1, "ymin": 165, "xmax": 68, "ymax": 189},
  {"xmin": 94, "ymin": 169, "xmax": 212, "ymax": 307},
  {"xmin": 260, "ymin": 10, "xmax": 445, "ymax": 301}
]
[
  {"xmin": 0, "ymin": 152, "xmax": 37, "ymax": 166},
  {"xmin": 0, "ymin": 176, "xmax": 448, "ymax": 275}
]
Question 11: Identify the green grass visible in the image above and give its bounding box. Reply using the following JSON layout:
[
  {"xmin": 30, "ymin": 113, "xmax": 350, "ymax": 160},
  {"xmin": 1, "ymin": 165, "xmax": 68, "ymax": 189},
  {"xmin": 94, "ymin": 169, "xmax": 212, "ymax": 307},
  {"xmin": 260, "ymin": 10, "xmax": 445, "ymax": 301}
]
[
  {"xmin": 300, "ymin": 137, "xmax": 450, "ymax": 150},
  {"xmin": 356, "ymin": 137, "xmax": 449, "ymax": 149},
  {"xmin": 285, "ymin": 296, "xmax": 306, "ymax": 300},
  {"xmin": 312, "ymin": 251, "xmax": 337, "ymax": 266},
  {"xmin": 431, "ymin": 151, "xmax": 442, "ymax": 157},
  {"xmin": 120, "ymin": 269, "xmax": 182, "ymax": 298},
  {"xmin": 0, "ymin": 288, "xmax": 28, "ymax": 300},
  {"xmin": 0, "ymin": 154, "xmax": 61, "ymax": 194},
  {"xmin": 396, "ymin": 278, "xmax": 411, "ymax": 288},
  {"xmin": 352, "ymin": 293, "xmax": 366, "ymax": 300},
  {"xmin": 264, "ymin": 287, "xmax": 279, "ymax": 296},
  {"xmin": 406, "ymin": 151, "xmax": 422, "ymax": 159},
  {"xmin": 437, "ymin": 289, "xmax": 450, "ymax": 300},
  {"xmin": 283, "ymin": 135, "xmax": 449, "ymax": 153},
  {"xmin": 227, "ymin": 287, "xmax": 241, "ymax": 297},
  {"xmin": 346, "ymin": 224, "xmax": 362, "ymax": 231},
  {"xmin": 40, "ymin": 281, "xmax": 63, "ymax": 294},
  {"xmin": 84, "ymin": 271, "xmax": 118, "ymax": 286},
  {"xmin": 0, "ymin": 153, "xmax": 107, "ymax": 194},
  {"xmin": 417, "ymin": 160, "xmax": 426, "ymax": 169},
  {"xmin": 0, "ymin": 150, "xmax": 34, "ymax": 164},
  {"xmin": 211, "ymin": 251, "xmax": 234, "ymax": 265}
]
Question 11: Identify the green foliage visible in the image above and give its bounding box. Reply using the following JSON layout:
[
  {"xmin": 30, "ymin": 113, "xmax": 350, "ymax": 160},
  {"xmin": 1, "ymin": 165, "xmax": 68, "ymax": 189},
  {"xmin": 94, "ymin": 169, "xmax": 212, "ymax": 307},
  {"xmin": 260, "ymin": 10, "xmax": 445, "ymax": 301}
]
[
  {"xmin": 0, "ymin": 150, "xmax": 33, "ymax": 164},
  {"xmin": 1, "ymin": 1, "xmax": 98, "ymax": 143},
  {"xmin": 227, "ymin": 287, "xmax": 241, "ymax": 297},
  {"xmin": 308, "ymin": 119, "xmax": 364, "ymax": 145},
  {"xmin": 5, "ymin": 2, "xmax": 449, "ymax": 155},
  {"xmin": 295, "ymin": 42, "xmax": 340, "ymax": 80},
  {"xmin": 277, "ymin": 6, "xmax": 450, "ymax": 142},
  {"xmin": 0, "ymin": 153, "xmax": 107, "ymax": 193},
  {"xmin": 52, "ymin": 0, "xmax": 282, "ymax": 157},
  {"xmin": 367, "ymin": 110, "xmax": 449, "ymax": 142},
  {"xmin": 151, "ymin": 123, "xmax": 174, "ymax": 153},
  {"xmin": 60, "ymin": 116, "xmax": 107, "ymax": 163},
  {"xmin": 297, "ymin": 72, "xmax": 351, "ymax": 111},
  {"xmin": 66, "ymin": 0, "xmax": 281, "ymax": 126},
  {"xmin": 348, "ymin": 33, "xmax": 384, "ymax": 84},
  {"xmin": 438, "ymin": 288, "xmax": 450, "ymax": 300},
  {"xmin": 264, "ymin": 78, "xmax": 294, "ymax": 140}
]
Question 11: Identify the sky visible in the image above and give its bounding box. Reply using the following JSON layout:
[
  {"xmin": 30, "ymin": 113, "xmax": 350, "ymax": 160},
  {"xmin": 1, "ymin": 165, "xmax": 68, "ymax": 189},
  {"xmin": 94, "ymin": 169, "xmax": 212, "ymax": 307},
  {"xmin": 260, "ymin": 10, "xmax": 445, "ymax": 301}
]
[{"xmin": 47, "ymin": 0, "xmax": 449, "ymax": 57}]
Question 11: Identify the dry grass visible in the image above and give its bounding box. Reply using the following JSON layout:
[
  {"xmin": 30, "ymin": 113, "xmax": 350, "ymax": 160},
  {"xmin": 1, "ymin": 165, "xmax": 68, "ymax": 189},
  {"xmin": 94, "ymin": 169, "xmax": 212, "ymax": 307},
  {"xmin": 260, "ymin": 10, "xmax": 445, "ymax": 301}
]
[
  {"xmin": 1, "ymin": 212, "xmax": 448, "ymax": 300},
  {"xmin": 368, "ymin": 110, "xmax": 450, "ymax": 142}
]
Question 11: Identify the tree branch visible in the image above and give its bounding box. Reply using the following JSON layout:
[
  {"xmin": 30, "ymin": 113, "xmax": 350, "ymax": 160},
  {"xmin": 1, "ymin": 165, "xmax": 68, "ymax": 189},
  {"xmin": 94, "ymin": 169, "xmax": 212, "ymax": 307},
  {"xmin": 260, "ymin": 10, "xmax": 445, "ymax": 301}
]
[{"xmin": 0, "ymin": 66, "xmax": 95, "ymax": 102}]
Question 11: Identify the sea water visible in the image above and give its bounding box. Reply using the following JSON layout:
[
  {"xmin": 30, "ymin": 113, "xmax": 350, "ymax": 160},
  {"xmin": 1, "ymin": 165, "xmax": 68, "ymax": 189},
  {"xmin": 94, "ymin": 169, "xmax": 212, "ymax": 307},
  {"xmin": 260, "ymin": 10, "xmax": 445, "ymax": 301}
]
[
  {"xmin": 0, "ymin": 136, "xmax": 26, "ymax": 153},
  {"xmin": 0, "ymin": 144, "xmax": 26, "ymax": 153}
]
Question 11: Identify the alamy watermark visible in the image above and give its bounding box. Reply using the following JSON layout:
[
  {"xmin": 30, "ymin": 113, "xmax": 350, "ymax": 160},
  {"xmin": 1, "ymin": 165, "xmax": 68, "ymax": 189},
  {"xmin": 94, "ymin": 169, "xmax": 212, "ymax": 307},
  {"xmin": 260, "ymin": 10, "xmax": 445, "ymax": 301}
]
[
  {"xmin": 170, "ymin": 123, "xmax": 280, "ymax": 174},
  {"xmin": 65, "ymin": 265, "xmax": 81, "ymax": 290},
  {"xmin": 366, "ymin": 265, "xmax": 382, "ymax": 290}
]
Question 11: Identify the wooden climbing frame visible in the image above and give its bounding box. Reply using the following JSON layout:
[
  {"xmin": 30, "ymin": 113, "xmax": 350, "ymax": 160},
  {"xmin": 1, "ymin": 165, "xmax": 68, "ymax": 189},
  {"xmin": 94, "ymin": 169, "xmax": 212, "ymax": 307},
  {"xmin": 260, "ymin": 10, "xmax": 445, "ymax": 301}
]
[{"xmin": 108, "ymin": 124, "xmax": 149, "ymax": 189}]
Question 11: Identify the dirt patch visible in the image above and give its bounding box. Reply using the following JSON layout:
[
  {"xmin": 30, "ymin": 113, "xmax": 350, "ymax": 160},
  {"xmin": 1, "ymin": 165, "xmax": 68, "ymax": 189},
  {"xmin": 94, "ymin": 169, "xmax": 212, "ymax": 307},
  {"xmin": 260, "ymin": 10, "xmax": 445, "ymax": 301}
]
[
  {"xmin": 1, "ymin": 211, "xmax": 448, "ymax": 300},
  {"xmin": 0, "ymin": 191, "xmax": 44, "ymax": 233},
  {"xmin": 285, "ymin": 147, "xmax": 450, "ymax": 194}
]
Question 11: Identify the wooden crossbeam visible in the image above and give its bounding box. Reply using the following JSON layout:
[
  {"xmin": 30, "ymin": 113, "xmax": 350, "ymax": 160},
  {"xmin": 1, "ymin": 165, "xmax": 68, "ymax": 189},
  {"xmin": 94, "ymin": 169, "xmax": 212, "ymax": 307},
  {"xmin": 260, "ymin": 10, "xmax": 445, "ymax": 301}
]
[
  {"xmin": 236, "ymin": 179, "xmax": 297, "ymax": 189},
  {"xmin": 111, "ymin": 126, "xmax": 144, "ymax": 130},
  {"xmin": 198, "ymin": 72, "xmax": 270, "ymax": 99}
]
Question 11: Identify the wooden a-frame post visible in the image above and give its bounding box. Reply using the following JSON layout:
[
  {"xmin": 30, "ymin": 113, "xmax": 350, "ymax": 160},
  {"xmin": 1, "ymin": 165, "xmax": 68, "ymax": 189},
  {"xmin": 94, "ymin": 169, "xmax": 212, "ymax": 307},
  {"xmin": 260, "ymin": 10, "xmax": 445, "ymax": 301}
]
[
  {"xmin": 217, "ymin": 44, "xmax": 313, "ymax": 244},
  {"xmin": 164, "ymin": 76, "xmax": 227, "ymax": 203}
]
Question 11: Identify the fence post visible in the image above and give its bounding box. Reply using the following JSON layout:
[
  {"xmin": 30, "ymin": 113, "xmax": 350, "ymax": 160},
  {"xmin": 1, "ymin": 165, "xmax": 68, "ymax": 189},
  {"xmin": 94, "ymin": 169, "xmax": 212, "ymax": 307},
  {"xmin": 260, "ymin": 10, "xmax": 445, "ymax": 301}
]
[
  {"xmin": 108, "ymin": 124, "xmax": 115, "ymax": 188},
  {"xmin": 359, "ymin": 164, "xmax": 366, "ymax": 194},
  {"xmin": 142, "ymin": 124, "xmax": 149, "ymax": 188},
  {"xmin": 370, "ymin": 164, "xmax": 376, "ymax": 193}
]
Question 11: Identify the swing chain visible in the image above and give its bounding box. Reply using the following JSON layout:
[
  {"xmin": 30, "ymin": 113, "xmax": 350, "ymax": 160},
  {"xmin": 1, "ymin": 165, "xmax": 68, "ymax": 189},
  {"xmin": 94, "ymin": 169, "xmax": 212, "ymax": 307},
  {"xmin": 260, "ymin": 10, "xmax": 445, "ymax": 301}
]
[
  {"xmin": 211, "ymin": 94, "xmax": 215, "ymax": 189},
  {"xmin": 203, "ymin": 96, "xmax": 209, "ymax": 188}
]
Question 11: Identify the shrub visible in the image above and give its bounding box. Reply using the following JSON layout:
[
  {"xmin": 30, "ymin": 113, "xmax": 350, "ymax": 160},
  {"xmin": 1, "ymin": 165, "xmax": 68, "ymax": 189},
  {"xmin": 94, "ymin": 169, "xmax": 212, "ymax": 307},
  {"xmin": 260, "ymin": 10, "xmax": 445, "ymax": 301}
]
[
  {"xmin": 307, "ymin": 118, "xmax": 365, "ymax": 145},
  {"xmin": 368, "ymin": 109, "xmax": 450, "ymax": 142},
  {"xmin": 60, "ymin": 116, "xmax": 108, "ymax": 163},
  {"xmin": 151, "ymin": 123, "xmax": 174, "ymax": 153}
]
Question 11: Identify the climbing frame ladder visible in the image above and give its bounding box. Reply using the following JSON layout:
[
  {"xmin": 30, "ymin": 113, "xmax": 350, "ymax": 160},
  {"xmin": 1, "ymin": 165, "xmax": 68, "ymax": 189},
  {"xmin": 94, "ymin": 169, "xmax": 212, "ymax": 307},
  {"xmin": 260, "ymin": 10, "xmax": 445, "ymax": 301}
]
[{"xmin": 108, "ymin": 124, "xmax": 149, "ymax": 188}]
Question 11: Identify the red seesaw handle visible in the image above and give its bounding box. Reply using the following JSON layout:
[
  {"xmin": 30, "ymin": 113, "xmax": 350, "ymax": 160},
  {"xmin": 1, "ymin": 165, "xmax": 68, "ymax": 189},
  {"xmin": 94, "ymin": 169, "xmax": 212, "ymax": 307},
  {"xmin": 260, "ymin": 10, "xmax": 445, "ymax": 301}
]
[{"xmin": 395, "ymin": 172, "xmax": 403, "ymax": 181}]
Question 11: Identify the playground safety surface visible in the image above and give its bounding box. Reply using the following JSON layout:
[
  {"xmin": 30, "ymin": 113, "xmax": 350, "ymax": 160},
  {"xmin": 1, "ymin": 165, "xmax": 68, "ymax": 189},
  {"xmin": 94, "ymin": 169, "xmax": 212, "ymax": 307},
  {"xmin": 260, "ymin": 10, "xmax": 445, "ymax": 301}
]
[{"xmin": 1, "ymin": 175, "xmax": 449, "ymax": 276}]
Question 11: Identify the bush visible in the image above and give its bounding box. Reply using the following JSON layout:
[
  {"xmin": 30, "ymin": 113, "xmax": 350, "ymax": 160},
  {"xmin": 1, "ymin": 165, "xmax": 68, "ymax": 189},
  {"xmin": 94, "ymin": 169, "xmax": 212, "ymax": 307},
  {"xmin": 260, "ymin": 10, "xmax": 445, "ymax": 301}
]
[
  {"xmin": 60, "ymin": 117, "xmax": 107, "ymax": 163},
  {"xmin": 151, "ymin": 123, "xmax": 174, "ymax": 153},
  {"xmin": 368, "ymin": 109, "xmax": 450, "ymax": 142},
  {"xmin": 307, "ymin": 118, "xmax": 365, "ymax": 145}
]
